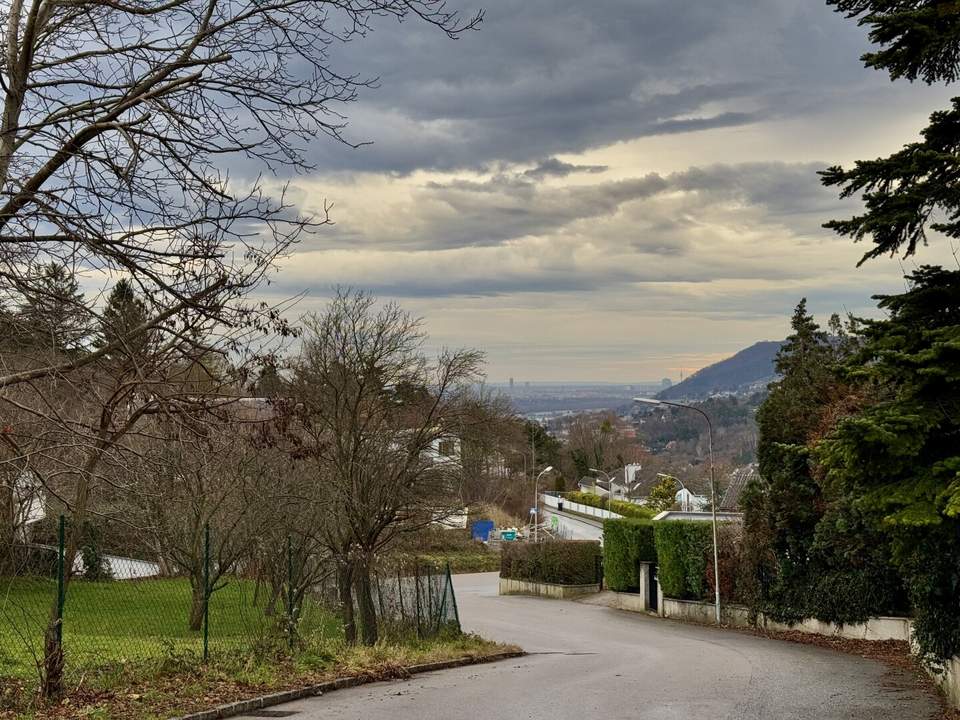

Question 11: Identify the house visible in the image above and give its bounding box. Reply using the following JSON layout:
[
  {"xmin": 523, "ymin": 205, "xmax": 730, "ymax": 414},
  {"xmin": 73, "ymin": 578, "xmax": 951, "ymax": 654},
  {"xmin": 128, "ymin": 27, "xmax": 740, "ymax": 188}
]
[
  {"xmin": 720, "ymin": 464, "xmax": 758, "ymax": 511},
  {"xmin": 674, "ymin": 487, "xmax": 709, "ymax": 512},
  {"xmin": 577, "ymin": 463, "xmax": 644, "ymax": 501},
  {"xmin": 8, "ymin": 470, "xmax": 46, "ymax": 541}
]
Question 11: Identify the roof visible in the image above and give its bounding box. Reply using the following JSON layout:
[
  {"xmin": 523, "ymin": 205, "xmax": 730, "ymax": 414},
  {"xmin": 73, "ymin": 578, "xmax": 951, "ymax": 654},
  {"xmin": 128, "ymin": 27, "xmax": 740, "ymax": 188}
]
[{"xmin": 720, "ymin": 464, "xmax": 759, "ymax": 511}]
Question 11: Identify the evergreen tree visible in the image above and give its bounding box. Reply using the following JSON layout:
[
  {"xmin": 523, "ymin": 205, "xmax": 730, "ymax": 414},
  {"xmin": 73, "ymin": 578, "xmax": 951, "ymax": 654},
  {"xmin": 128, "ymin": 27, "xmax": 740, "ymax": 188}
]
[
  {"xmin": 98, "ymin": 279, "xmax": 150, "ymax": 358},
  {"xmin": 822, "ymin": 1, "xmax": 960, "ymax": 263},
  {"xmin": 17, "ymin": 263, "xmax": 91, "ymax": 352},
  {"xmin": 816, "ymin": 266, "xmax": 960, "ymax": 659},
  {"xmin": 756, "ymin": 299, "xmax": 835, "ymax": 471},
  {"xmin": 647, "ymin": 475, "xmax": 678, "ymax": 512},
  {"xmin": 743, "ymin": 299, "xmax": 904, "ymax": 624},
  {"xmin": 817, "ymin": 1, "xmax": 960, "ymax": 658}
]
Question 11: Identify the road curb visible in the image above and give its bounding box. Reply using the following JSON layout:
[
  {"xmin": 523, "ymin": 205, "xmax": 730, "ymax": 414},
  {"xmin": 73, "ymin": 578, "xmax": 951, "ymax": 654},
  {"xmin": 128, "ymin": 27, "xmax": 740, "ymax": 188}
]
[{"xmin": 168, "ymin": 650, "xmax": 526, "ymax": 720}]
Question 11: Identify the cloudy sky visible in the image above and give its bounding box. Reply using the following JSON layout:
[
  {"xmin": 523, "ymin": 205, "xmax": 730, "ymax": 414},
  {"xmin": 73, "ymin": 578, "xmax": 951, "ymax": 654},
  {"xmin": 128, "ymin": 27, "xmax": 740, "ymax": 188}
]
[{"xmin": 264, "ymin": 0, "xmax": 956, "ymax": 382}]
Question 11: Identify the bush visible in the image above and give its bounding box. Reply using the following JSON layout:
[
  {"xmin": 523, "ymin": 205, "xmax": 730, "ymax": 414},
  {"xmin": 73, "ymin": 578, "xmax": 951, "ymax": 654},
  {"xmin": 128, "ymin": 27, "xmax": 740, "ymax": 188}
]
[
  {"xmin": 563, "ymin": 492, "xmax": 655, "ymax": 520},
  {"xmin": 80, "ymin": 522, "xmax": 114, "ymax": 581},
  {"xmin": 500, "ymin": 540, "xmax": 601, "ymax": 585},
  {"xmin": 654, "ymin": 521, "xmax": 713, "ymax": 600},
  {"xmin": 706, "ymin": 523, "xmax": 741, "ymax": 603},
  {"xmin": 603, "ymin": 519, "xmax": 656, "ymax": 592}
]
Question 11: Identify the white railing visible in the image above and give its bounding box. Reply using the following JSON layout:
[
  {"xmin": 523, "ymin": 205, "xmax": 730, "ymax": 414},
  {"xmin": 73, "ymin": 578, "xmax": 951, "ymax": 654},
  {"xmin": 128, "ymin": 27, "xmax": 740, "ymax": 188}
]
[{"xmin": 540, "ymin": 493, "xmax": 623, "ymax": 521}]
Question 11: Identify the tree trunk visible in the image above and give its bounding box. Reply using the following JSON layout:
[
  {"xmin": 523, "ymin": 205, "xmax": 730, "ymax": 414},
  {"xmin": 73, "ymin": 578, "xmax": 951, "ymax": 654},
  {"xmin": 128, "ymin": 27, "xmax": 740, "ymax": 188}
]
[
  {"xmin": 189, "ymin": 580, "xmax": 206, "ymax": 632},
  {"xmin": 355, "ymin": 556, "xmax": 378, "ymax": 646},
  {"xmin": 41, "ymin": 620, "xmax": 64, "ymax": 698},
  {"xmin": 0, "ymin": 479, "xmax": 15, "ymax": 576},
  {"xmin": 336, "ymin": 559, "xmax": 356, "ymax": 645},
  {"xmin": 265, "ymin": 580, "xmax": 282, "ymax": 617}
]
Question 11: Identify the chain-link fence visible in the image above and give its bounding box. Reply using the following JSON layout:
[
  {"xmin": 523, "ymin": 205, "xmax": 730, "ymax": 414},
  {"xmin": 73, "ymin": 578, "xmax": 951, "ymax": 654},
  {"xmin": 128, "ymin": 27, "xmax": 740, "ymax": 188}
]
[{"xmin": 1, "ymin": 516, "xmax": 461, "ymax": 694}]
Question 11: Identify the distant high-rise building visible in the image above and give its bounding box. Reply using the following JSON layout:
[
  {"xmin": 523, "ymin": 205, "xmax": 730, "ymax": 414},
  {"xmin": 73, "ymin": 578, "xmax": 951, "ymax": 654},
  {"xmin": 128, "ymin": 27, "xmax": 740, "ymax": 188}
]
[{"xmin": 509, "ymin": 377, "xmax": 514, "ymax": 389}]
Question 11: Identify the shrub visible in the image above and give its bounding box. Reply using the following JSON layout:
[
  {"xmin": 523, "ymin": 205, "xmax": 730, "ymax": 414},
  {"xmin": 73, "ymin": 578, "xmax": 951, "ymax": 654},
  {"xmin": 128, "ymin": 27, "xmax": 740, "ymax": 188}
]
[
  {"xmin": 603, "ymin": 519, "xmax": 656, "ymax": 592},
  {"xmin": 654, "ymin": 520, "xmax": 713, "ymax": 600},
  {"xmin": 500, "ymin": 540, "xmax": 601, "ymax": 585},
  {"xmin": 563, "ymin": 492, "xmax": 655, "ymax": 520},
  {"xmin": 80, "ymin": 522, "xmax": 114, "ymax": 581},
  {"xmin": 706, "ymin": 523, "xmax": 741, "ymax": 603}
]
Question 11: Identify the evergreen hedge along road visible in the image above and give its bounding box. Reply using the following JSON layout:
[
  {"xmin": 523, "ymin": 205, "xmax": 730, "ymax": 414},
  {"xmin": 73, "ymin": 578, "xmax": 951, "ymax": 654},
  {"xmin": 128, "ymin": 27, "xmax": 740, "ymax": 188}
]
[
  {"xmin": 562, "ymin": 492, "xmax": 656, "ymax": 520},
  {"xmin": 602, "ymin": 519, "xmax": 656, "ymax": 593},
  {"xmin": 653, "ymin": 521, "xmax": 713, "ymax": 601},
  {"xmin": 500, "ymin": 541, "xmax": 601, "ymax": 586}
]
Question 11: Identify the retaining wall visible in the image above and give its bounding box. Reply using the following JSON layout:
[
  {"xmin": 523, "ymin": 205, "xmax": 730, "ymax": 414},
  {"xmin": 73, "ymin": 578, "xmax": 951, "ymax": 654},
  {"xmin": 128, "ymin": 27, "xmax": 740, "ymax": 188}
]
[
  {"xmin": 657, "ymin": 595, "xmax": 910, "ymax": 641},
  {"xmin": 498, "ymin": 577, "xmax": 600, "ymax": 599}
]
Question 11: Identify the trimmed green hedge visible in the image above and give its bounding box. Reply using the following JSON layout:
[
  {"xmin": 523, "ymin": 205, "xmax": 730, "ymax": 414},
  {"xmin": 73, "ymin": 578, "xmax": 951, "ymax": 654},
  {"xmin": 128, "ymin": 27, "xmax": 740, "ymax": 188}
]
[
  {"xmin": 654, "ymin": 521, "xmax": 713, "ymax": 600},
  {"xmin": 563, "ymin": 492, "xmax": 655, "ymax": 520},
  {"xmin": 500, "ymin": 540, "xmax": 601, "ymax": 585},
  {"xmin": 603, "ymin": 519, "xmax": 656, "ymax": 592}
]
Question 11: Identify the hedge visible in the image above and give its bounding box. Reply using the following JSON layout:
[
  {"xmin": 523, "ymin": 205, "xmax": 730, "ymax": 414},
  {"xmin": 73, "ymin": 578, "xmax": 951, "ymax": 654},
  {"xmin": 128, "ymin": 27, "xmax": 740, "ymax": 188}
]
[
  {"xmin": 563, "ymin": 492, "xmax": 655, "ymax": 520},
  {"xmin": 654, "ymin": 520, "xmax": 713, "ymax": 600},
  {"xmin": 500, "ymin": 540, "xmax": 601, "ymax": 585},
  {"xmin": 603, "ymin": 519, "xmax": 656, "ymax": 592}
]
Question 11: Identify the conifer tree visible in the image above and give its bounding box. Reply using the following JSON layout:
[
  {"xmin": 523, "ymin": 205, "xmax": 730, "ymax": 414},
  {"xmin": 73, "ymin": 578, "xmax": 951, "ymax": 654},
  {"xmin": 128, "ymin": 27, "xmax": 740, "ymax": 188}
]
[
  {"xmin": 822, "ymin": 1, "xmax": 960, "ymax": 263},
  {"xmin": 817, "ymin": 266, "xmax": 960, "ymax": 659},
  {"xmin": 98, "ymin": 279, "xmax": 150, "ymax": 358},
  {"xmin": 17, "ymin": 263, "xmax": 91, "ymax": 352}
]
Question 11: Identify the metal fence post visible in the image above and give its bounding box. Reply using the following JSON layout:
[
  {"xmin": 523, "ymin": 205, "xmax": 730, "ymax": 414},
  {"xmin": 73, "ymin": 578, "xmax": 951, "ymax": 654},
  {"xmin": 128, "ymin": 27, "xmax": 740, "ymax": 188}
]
[
  {"xmin": 203, "ymin": 522, "xmax": 210, "ymax": 662},
  {"xmin": 414, "ymin": 566, "xmax": 422, "ymax": 639},
  {"xmin": 55, "ymin": 515, "xmax": 65, "ymax": 647},
  {"xmin": 445, "ymin": 562, "xmax": 460, "ymax": 633}
]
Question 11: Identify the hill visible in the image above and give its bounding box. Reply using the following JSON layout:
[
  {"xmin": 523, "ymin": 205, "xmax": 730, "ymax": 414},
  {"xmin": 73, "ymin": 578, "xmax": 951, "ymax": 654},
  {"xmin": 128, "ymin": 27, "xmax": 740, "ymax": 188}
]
[{"xmin": 656, "ymin": 341, "xmax": 782, "ymax": 401}]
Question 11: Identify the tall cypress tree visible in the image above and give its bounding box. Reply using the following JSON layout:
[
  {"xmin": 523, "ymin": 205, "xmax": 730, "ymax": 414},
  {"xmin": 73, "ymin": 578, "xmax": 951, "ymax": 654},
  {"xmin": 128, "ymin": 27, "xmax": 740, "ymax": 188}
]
[{"xmin": 746, "ymin": 301, "xmax": 837, "ymax": 621}]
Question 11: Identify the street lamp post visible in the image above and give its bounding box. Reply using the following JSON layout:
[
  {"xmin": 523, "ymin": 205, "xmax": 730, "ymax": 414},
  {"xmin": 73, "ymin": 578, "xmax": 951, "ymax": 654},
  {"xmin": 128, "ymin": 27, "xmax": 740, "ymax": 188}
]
[
  {"xmin": 589, "ymin": 467, "xmax": 615, "ymax": 510},
  {"xmin": 533, "ymin": 466, "xmax": 554, "ymax": 542},
  {"xmin": 635, "ymin": 397, "xmax": 721, "ymax": 624}
]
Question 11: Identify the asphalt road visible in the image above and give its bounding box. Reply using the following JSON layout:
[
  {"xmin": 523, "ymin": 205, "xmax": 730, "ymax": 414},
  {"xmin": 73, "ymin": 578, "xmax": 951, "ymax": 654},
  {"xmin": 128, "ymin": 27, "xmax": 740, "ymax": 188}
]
[{"xmin": 247, "ymin": 572, "xmax": 938, "ymax": 720}]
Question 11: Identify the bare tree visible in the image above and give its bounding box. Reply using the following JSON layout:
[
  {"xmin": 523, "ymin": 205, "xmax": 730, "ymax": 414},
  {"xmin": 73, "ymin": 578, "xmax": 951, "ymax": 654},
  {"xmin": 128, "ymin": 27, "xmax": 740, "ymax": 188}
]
[
  {"xmin": 0, "ymin": 0, "xmax": 481, "ymax": 390},
  {"xmin": 284, "ymin": 289, "xmax": 484, "ymax": 645},
  {"xmin": 133, "ymin": 414, "xmax": 273, "ymax": 631}
]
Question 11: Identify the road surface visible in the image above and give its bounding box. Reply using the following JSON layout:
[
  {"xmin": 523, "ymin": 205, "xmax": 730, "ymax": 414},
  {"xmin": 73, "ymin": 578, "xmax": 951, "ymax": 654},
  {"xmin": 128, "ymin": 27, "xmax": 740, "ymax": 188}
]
[{"xmin": 246, "ymin": 572, "xmax": 938, "ymax": 719}]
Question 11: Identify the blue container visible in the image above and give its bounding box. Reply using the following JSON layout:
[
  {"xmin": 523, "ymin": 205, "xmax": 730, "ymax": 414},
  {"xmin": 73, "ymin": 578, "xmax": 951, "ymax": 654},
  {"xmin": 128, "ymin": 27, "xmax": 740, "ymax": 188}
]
[{"xmin": 470, "ymin": 519, "xmax": 495, "ymax": 542}]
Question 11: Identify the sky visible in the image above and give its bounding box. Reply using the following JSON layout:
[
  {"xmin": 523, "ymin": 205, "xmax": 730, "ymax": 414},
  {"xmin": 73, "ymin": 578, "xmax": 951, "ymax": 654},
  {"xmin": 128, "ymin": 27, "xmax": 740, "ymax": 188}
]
[{"xmin": 259, "ymin": 0, "xmax": 958, "ymax": 383}]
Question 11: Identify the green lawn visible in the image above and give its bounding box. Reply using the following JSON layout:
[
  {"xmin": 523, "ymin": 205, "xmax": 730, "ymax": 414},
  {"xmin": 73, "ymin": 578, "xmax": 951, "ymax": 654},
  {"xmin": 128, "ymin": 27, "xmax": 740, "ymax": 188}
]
[{"xmin": 0, "ymin": 576, "xmax": 341, "ymax": 682}]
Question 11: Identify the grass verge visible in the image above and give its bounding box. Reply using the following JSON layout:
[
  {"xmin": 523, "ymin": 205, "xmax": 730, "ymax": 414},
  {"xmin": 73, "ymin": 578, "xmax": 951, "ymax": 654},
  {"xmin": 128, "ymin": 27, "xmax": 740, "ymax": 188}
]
[
  {"xmin": 1, "ymin": 633, "xmax": 516, "ymax": 720},
  {"xmin": 0, "ymin": 577, "xmax": 338, "ymax": 681}
]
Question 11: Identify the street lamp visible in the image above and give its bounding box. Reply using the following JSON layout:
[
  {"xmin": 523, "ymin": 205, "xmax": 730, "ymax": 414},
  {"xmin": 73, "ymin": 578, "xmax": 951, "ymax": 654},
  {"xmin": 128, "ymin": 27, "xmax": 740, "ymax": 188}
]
[
  {"xmin": 533, "ymin": 466, "xmax": 554, "ymax": 542},
  {"xmin": 635, "ymin": 397, "xmax": 721, "ymax": 624},
  {"xmin": 589, "ymin": 467, "xmax": 615, "ymax": 509}
]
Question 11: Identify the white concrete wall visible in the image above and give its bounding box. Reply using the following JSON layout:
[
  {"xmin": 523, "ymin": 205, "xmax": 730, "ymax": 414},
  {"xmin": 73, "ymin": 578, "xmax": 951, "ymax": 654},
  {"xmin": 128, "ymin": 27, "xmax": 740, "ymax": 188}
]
[
  {"xmin": 540, "ymin": 506, "xmax": 604, "ymax": 542},
  {"xmin": 658, "ymin": 594, "xmax": 910, "ymax": 642},
  {"xmin": 541, "ymin": 493, "xmax": 623, "ymax": 521},
  {"xmin": 927, "ymin": 657, "xmax": 960, "ymax": 709}
]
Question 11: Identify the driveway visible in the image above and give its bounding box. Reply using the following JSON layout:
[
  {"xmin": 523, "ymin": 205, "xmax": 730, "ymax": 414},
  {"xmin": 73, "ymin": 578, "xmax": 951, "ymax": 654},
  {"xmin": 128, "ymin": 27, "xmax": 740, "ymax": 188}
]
[{"xmin": 246, "ymin": 572, "xmax": 938, "ymax": 719}]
